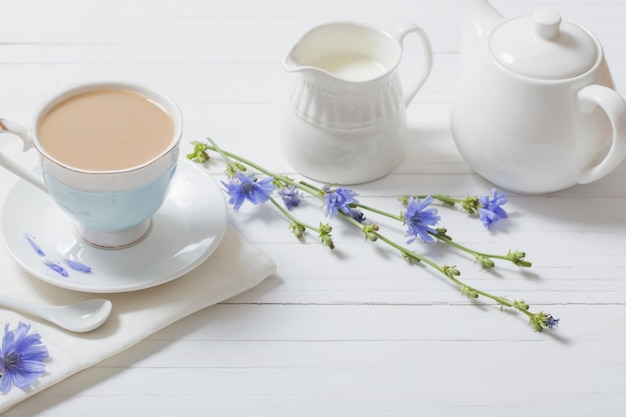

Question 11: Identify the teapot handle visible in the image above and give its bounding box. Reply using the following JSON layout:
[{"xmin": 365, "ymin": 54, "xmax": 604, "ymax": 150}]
[
  {"xmin": 393, "ymin": 22, "xmax": 433, "ymax": 107},
  {"xmin": 0, "ymin": 118, "xmax": 47, "ymax": 192},
  {"xmin": 576, "ymin": 85, "xmax": 626, "ymax": 184}
]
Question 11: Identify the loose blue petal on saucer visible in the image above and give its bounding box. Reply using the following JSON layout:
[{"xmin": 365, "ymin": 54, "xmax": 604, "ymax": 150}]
[
  {"xmin": 65, "ymin": 259, "xmax": 92, "ymax": 274},
  {"xmin": 2, "ymin": 160, "xmax": 227, "ymax": 292},
  {"xmin": 43, "ymin": 260, "xmax": 69, "ymax": 277},
  {"xmin": 23, "ymin": 232, "xmax": 45, "ymax": 257}
]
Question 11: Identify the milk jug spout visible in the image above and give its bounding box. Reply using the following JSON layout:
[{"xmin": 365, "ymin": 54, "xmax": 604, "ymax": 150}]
[
  {"xmin": 282, "ymin": 46, "xmax": 307, "ymax": 74},
  {"xmin": 456, "ymin": 0, "xmax": 503, "ymax": 65},
  {"xmin": 282, "ymin": 30, "xmax": 342, "ymax": 84}
]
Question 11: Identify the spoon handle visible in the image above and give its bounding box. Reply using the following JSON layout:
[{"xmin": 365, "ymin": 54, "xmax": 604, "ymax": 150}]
[{"xmin": 0, "ymin": 294, "xmax": 54, "ymax": 323}]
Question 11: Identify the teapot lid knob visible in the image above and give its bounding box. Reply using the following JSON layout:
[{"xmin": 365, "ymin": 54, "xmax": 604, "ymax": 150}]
[{"xmin": 534, "ymin": 9, "xmax": 561, "ymax": 40}]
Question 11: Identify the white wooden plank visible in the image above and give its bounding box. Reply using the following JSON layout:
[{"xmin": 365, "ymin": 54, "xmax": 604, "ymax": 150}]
[{"xmin": 1, "ymin": 0, "xmax": 625, "ymax": 415}]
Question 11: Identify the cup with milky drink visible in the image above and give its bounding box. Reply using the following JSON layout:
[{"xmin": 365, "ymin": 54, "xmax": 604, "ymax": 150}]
[{"xmin": 0, "ymin": 81, "xmax": 182, "ymax": 248}]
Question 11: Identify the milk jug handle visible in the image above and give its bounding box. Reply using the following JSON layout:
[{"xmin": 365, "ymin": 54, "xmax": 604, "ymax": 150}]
[
  {"xmin": 393, "ymin": 22, "xmax": 433, "ymax": 107},
  {"xmin": 576, "ymin": 85, "xmax": 626, "ymax": 184},
  {"xmin": 0, "ymin": 118, "xmax": 47, "ymax": 192}
]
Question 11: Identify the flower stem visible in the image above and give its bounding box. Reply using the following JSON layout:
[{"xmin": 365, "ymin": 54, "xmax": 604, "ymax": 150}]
[
  {"xmin": 206, "ymin": 138, "xmax": 241, "ymax": 176},
  {"xmin": 205, "ymin": 138, "xmax": 320, "ymax": 195},
  {"xmin": 341, "ymin": 211, "xmax": 534, "ymax": 320},
  {"xmin": 269, "ymin": 196, "xmax": 320, "ymax": 235},
  {"xmin": 355, "ymin": 203, "xmax": 400, "ymax": 220},
  {"xmin": 416, "ymin": 194, "xmax": 459, "ymax": 207},
  {"xmin": 190, "ymin": 138, "xmax": 555, "ymax": 331},
  {"xmin": 430, "ymin": 232, "xmax": 530, "ymax": 267},
  {"xmin": 356, "ymin": 202, "xmax": 528, "ymax": 268}
]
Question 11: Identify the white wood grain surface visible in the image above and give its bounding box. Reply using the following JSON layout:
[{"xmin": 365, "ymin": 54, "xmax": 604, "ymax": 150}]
[{"xmin": 1, "ymin": 0, "xmax": 625, "ymax": 415}]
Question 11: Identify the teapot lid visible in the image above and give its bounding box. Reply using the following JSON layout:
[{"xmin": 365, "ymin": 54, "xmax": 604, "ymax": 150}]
[{"xmin": 490, "ymin": 9, "xmax": 598, "ymax": 80}]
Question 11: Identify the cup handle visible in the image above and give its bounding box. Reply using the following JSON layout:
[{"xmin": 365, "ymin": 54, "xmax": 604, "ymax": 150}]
[
  {"xmin": 576, "ymin": 85, "xmax": 626, "ymax": 184},
  {"xmin": 393, "ymin": 22, "xmax": 433, "ymax": 107},
  {"xmin": 0, "ymin": 118, "xmax": 47, "ymax": 192}
]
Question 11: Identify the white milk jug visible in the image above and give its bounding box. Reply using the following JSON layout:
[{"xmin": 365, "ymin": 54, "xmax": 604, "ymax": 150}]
[{"xmin": 281, "ymin": 22, "xmax": 433, "ymax": 184}]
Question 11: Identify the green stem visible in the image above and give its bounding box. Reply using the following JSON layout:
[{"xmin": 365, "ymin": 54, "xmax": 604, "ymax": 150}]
[
  {"xmin": 213, "ymin": 136, "xmax": 526, "ymax": 267},
  {"xmin": 207, "ymin": 138, "xmax": 241, "ymax": 174},
  {"xmin": 269, "ymin": 196, "xmax": 320, "ymax": 234},
  {"xmin": 340, "ymin": 211, "xmax": 532, "ymax": 319},
  {"xmin": 193, "ymin": 139, "xmax": 549, "ymax": 330},
  {"xmin": 298, "ymin": 180, "xmax": 324, "ymax": 194},
  {"xmin": 355, "ymin": 203, "xmax": 400, "ymax": 221},
  {"xmin": 416, "ymin": 194, "xmax": 459, "ymax": 207},
  {"xmin": 356, "ymin": 203, "xmax": 523, "ymax": 267},
  {"xmin": 205, "ymin": 139, "xmax": 320, "ymax": 195},
  {"xmin": 431, "ymin": 232, "xmax": 516, "ymax": 263}
]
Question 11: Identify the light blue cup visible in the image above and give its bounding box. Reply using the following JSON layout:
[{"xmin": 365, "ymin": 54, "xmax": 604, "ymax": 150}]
[{"xmin": 0, "ymin": 81, "xmax": 182, "ymax": 248}]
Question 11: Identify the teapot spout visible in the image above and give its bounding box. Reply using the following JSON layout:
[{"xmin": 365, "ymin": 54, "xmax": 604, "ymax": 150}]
[{"xmin": 456, "ymin": 0, "xmax": 503, "ymax": 65}]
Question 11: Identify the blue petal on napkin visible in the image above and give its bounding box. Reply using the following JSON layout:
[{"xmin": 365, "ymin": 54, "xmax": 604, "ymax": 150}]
[{"xmin": 0, "ymin": 227, "xmax": 276, "ymax": 413}]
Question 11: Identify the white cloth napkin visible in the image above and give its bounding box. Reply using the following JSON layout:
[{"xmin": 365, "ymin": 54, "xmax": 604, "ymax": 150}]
[{"xmin": 0, "ymin": 225, "xmax": 276, "ymax": 413}]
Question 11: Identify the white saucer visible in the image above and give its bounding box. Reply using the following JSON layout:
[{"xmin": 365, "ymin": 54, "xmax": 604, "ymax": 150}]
[{"xmin": 0, "ymin": 159, "xmax": 227, "ymax": 293}]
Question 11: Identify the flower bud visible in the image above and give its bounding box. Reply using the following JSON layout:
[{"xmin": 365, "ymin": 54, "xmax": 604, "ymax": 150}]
[
  {"xmin": 461, "ymin": 196, "xmax": 480, "ymax": 214},
  {"xmin": 461, "ymin": 285, "xmax": 479, "ymax": 298},
  {"xmin": 508, "ymin": 250, "xmax": 526, "ymax": 260},
  {"xmin": 225, "ymin": 166, "xmax": 237, "ymax": 178},
  {"xmin": 443, "ymin": 265, "xmax": 460, "ymax": 276},
  {"xmin": 362, "ymin": 224, "xmax": 379, "ymax": 242},
  {"xmin": 319, "ymin": 223, "xmax": 334, "ymax": 249},
  {"xmin": 435, "ymin": 228, "xmax": 452, "ymax": 240},
  {"xmin": 530, "ymin": 317, "xmax": 544, "ymax": 332},
  {"xmin": 476, "ymin": 255, "xmax": 495, "ymax": 268},
  {"xmin": 402, "ymin": 252, "xmax": 421, "ymax": 264},
  {"xmin": 187, "ymin": 141, "xmax": 210, "ymax": 163},
  {"xmin": 289, "ymin": 221, "xmax": 305, "ymax": 239}
]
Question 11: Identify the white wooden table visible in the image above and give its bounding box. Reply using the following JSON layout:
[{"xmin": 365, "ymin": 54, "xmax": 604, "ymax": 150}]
[{"xmin": 1, "ymin": 0, "xmax": 625, "ymax": 415}]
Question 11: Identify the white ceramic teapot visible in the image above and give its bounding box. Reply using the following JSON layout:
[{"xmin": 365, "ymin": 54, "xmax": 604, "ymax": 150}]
[
  {"xmin": 451, "ymin": 0, "xmax": 626, "ymax": 194},
  {"xmin": 280, "ymin": 22, "xmax": 432, "ymax": 184}
]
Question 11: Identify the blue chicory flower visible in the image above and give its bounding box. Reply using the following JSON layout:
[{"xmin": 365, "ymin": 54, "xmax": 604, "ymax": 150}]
[
  {"xmin": 348, "ymin": 208, "xmax": 366, "ymax": 224},
  {"xmin": 222, "ymin": 172, "xmax": 276, "ymax": 211},
  {"xmin": 0, "ymin": 322, "xmax": 49, "ymax": 394},
  {"xmin": 322, "ymin": 186, "xmax": 360, "ymax": 218},
  {"xmin": 279, "ymin": 186, "xmax": 303, "ymax": 210},
  {"xmin": 404, "ymin": 196, "xmax": 441, "ymax": 243},
  {"xmin": 543, "ymin": 314, "xmax": 560, "ymax": 329},
  {"xmin": 478, "ymin": 189, "xmax": 508, "ymax": 228}
]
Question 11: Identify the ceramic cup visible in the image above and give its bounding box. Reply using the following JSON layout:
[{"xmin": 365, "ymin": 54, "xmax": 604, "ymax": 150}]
[{"xmin": 0, "ymin": 81, "xmax": 182, "ymax": 249}]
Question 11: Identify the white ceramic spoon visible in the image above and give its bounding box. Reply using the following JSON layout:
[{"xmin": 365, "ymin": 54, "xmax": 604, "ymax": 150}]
[{"xmin": 0, "ymin": 295, "xmax": 112, "ymax": 333}]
